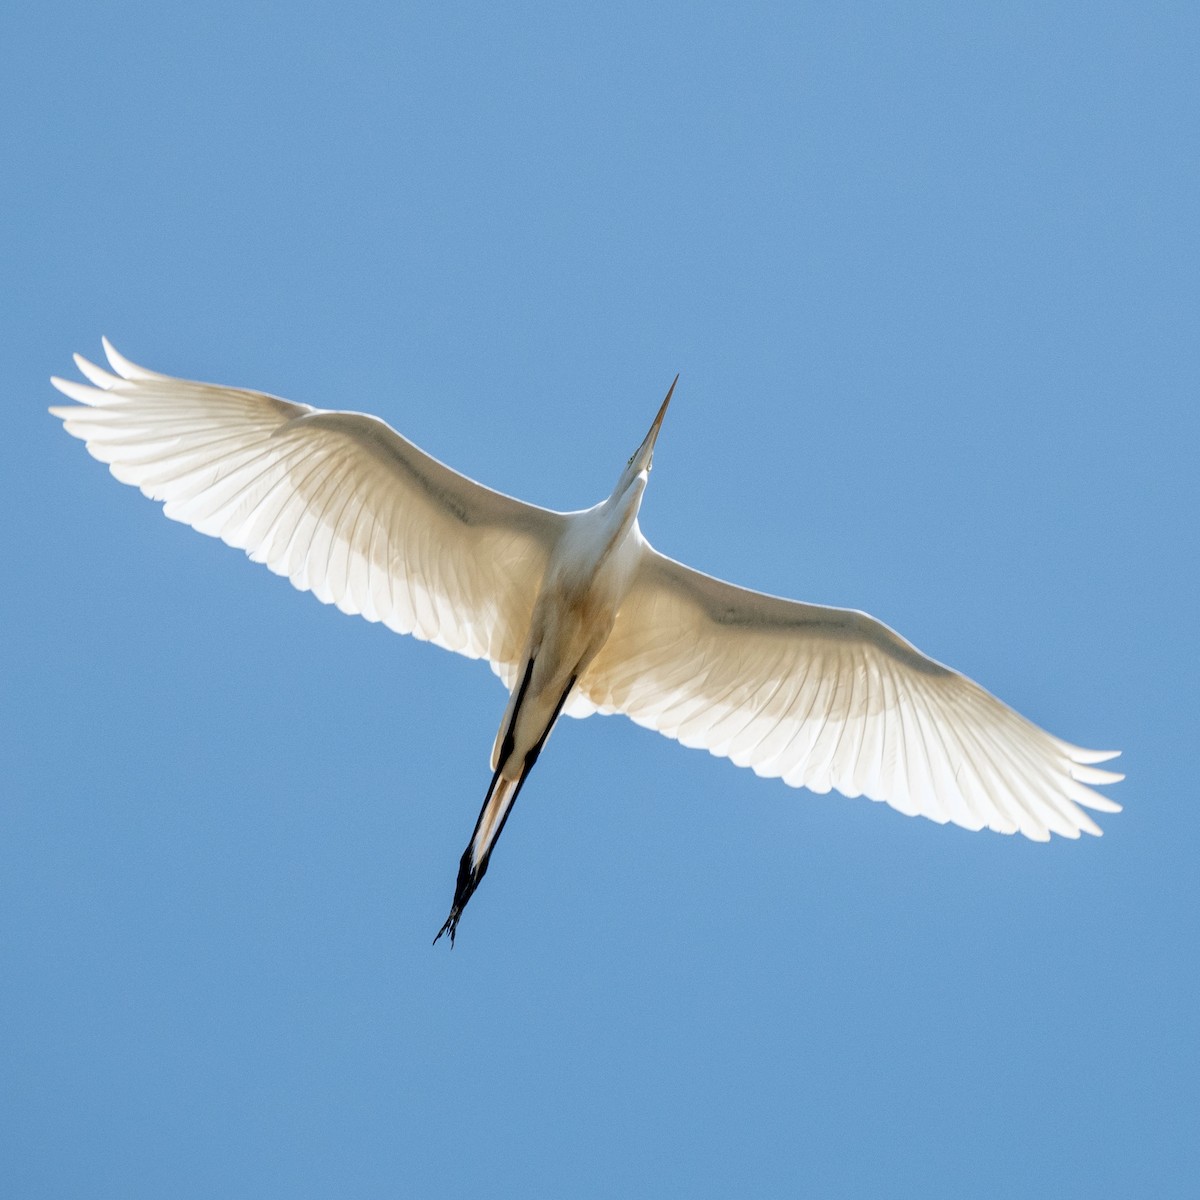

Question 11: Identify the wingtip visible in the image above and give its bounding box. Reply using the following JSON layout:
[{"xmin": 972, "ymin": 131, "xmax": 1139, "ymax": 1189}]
[
  {"xmin": 1057, "ymin": 740, "xmax": 1122, "ymax": 765},
  {"xmin": 74, "ymin": 351, "xmax": 120, "ymax": 388},
  {"xmin": 1071, "ymin": 764, "xmax": 1125, "ymax": 786},
  {"xmin": 101, "ymin": 336, "xmax": 131, "ymax": 378},
  {"xmin": 101, "ymin": 336, "xmax": 163, "ymax": 381},
  {"xmin": 49, "ymin": 375, "xmax": 102, "ymax": 405}
]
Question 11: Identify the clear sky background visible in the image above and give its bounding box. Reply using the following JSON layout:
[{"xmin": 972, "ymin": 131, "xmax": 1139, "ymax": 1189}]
[{"xmin": 3, "ymin": 3, "xmax": 1197, "ymax": 1197}]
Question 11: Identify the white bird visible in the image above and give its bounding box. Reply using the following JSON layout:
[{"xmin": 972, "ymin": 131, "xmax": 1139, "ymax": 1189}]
[{"xmin": 50, "ymin": 342, "xmax": 1123, "ymax": 943}]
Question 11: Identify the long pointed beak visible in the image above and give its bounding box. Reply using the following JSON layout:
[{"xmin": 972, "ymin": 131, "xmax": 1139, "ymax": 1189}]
[{"xmin": 632, "ymin": 374, "xmax": 678, "ymax": 471}]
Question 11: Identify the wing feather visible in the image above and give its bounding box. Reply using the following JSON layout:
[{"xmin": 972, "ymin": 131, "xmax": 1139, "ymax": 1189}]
[
  {"xmin": 579, "ymin": 543, "xmax": 1122, "ymax": 840},
  {"xmin": 51, "ymin": 343, "xmax": 564, "ymax": 673}
]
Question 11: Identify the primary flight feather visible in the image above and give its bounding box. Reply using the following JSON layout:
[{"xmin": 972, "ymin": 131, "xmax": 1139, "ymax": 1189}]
[{"xmin": 50, "ymin": 342, "xmax": 1122, "ymax": 942}]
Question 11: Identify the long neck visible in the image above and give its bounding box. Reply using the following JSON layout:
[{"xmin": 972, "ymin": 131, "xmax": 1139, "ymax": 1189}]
[{"xmin": 594, "ymin": 471, "xmax": 647, "ymax": 562}]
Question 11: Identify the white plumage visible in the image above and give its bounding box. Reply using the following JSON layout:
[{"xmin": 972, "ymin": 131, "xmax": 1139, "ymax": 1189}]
[{"xmin": 51, "ymin": 342, "xmax": 1122, "ymax": 940}]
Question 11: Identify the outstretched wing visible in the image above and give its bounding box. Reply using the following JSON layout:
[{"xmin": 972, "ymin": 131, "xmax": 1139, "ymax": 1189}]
[
  {"xmin": 51, "ymin": 341, "xmax": 563, "ymax": 675},
  {"xmin": 578, "ymin": 543, "xmax": 1122, "ymax": 840}
]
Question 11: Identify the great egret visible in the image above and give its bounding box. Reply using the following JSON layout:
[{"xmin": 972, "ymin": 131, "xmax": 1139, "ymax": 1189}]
[{"xmin": 50, "ymin": 342, "xmax": 1122, "ymax": 943}]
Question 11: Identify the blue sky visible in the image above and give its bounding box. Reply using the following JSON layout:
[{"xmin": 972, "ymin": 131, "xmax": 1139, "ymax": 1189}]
[{"xmin": 4, "ymin": 3, "xmax": 1197, "ymax": 1196}]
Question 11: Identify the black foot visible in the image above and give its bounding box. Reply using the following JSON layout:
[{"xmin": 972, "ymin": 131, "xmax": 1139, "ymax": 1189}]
[
  {"xmin": 434, "ymin": 838, "xmax": 486, "ymax": 948},
  {"xmin": 433, "ymin": 906, "xmax": 462, "ymax": 947}
]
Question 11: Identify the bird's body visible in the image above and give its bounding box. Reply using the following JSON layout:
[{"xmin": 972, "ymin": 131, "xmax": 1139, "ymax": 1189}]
[
  {"xmin": 50, "ymin": 344, "xmax": 1122, "ymax": 942},
  {"xmin": 437, "ymin": 388, "xmax": 667, "ymax": 941}
]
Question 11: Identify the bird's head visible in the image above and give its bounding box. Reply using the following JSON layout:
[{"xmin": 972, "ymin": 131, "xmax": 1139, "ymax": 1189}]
[{"xmin": 615, "ymin": 374, "xmax": 677, "ymax": 496}]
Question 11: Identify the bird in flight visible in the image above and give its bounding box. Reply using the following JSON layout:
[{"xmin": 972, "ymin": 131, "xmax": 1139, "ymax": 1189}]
[{"xmin": 51, "ymin": 342, "xmax": 1122, "ymax": 943}]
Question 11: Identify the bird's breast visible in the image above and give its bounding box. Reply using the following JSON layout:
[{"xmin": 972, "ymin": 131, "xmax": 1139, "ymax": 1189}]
[{"xmin": 532, "ymin": 519, "xmax": 643, "ymax": 673}]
